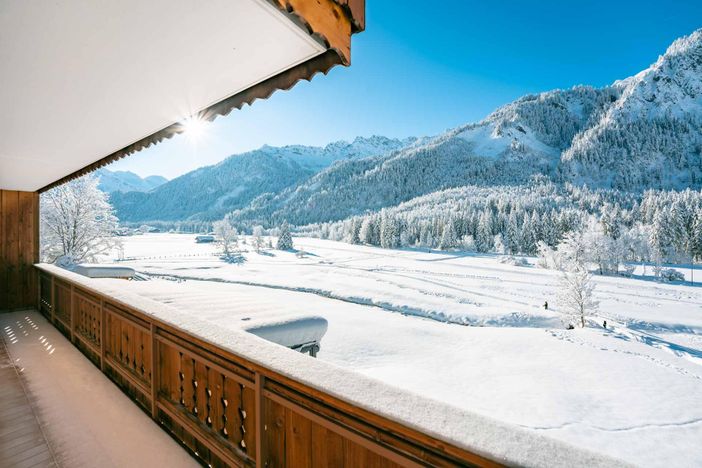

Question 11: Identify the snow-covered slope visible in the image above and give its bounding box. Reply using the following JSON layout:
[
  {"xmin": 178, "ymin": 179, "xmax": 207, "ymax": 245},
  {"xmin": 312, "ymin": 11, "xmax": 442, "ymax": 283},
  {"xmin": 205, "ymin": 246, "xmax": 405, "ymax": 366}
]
[
  {"xmin": 110, "ymin": 136, "xmax": 415, "ymax": 222},
  {"xmin": 96, "ymin": 169, "xmax": 168, "ymax": 193},
  {"xmin": 229, "ymin": 86, "xmax": 615, "ymax": 227},
  {"xmin": 561, "ymin": 29, "xmax": 702, "ymax": 189},
  {"xmin": 229, "ymin": 29, "xmax": 702, "ymax": 227}
]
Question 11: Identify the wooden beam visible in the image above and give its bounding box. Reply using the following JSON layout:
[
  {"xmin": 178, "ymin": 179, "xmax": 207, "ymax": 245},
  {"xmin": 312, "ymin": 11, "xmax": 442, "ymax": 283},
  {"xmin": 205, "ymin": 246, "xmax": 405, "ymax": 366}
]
[
  {"xmin": 276, "ymin": 0, "xmax": 354, "ymax": 64},
  {"xmin": 255, "ymin": 373, "xmax": 264, "ymax": 468},
  {"xmin": 150, "ymin": 322, "xmax": 158, "ymax": 419}
]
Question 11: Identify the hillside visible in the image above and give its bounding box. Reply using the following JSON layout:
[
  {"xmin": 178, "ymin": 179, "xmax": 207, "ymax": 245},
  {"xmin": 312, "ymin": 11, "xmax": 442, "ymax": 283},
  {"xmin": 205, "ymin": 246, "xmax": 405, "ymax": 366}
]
[
  {"xmin": 230, "ymin": 86, "xmax": 617, "ymax": 227},
  {"xmin": 560, "ymin": 29, "xmax": 702, "ymax": 188},
  {"xmin": 229, "ymin": 29, "xmax": 702, "ymax": 228},
  {"xmin": 110, "ymin": 136, "xmax": 415, "ymax": 222}
]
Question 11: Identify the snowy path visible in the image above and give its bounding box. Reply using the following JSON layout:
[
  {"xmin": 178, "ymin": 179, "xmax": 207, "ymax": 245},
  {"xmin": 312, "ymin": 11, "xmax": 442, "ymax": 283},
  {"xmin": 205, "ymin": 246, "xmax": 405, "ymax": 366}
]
[{"xmin": 102, "ymin": 234, "xmax": 702, "ymax": 466}]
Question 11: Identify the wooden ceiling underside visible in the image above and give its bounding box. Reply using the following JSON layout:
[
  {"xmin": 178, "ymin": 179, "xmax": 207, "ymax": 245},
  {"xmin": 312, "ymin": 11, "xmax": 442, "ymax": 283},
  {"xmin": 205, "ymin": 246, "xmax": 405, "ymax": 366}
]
[{"xmin": 38, "ymin": 0, "xmax": 364, "ymax": 192}]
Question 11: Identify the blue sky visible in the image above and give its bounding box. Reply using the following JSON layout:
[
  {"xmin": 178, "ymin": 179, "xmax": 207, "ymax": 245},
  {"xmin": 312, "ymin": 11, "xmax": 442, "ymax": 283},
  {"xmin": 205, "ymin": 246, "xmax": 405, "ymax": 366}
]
[{"xmin": 112, "ymin": 0, "xmax": 702, "ymax": 179}]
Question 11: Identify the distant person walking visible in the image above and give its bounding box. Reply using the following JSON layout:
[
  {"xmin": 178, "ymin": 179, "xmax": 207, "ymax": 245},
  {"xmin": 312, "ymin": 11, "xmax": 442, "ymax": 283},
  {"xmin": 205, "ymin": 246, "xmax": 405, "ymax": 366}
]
[
  {"xmin": 603, "ymin": 320, "xmax": 607, "ymax": 329},
  {"xmin": 543, "ymin": 301, "xmax": 548, "ymax": 310}
]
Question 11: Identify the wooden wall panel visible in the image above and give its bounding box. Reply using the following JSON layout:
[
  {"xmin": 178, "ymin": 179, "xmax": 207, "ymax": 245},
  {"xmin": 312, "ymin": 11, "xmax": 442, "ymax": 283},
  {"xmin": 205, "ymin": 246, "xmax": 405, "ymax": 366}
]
[
  {"xmin": 0, "ymin": 190, "xmax": 38, "ymax": 311},
  {"xmin": 0, "ymin": 191, "xmax": 6, "ymax": 309}
]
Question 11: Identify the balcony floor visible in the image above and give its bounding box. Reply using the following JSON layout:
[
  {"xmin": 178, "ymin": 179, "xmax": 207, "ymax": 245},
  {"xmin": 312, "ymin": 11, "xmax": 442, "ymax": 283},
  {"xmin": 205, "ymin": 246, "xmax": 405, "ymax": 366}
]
[
  {"xmin": 0, "ymin": 310, "xmax": 197, "ymax": 468},
  {"xmin": 0, "ymin": 327, "xmax": 56, "ymax": 468}
]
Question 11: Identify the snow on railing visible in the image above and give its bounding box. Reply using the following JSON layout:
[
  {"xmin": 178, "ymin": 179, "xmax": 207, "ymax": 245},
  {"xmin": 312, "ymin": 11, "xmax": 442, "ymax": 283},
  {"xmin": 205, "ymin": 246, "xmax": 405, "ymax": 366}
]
[{"xmin": 35, "ymin": 263, "xmax": 620, "ymax": 468}]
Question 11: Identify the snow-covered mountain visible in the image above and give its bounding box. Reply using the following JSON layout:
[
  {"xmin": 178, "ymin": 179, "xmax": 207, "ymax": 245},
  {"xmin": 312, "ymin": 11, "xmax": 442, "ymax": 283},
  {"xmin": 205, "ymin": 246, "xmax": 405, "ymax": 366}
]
[
  {"xmin": 112, "ymin": 29, "xmax": 702, "ymax": 226},
  {"xmin": 96, "ymin": 169, "xmax": 167, "ymax": 193},
  {"xmin": 561, "ymin": 29, "xmax": 702, "ymax": 188},
  {"xmin": 227, "ymin": 29, "xmax": 702, "ymax": 227},
  {"xmin": 228, "ymin": 87, "xmax": 619, "ymax": 227},
  {"xmin": 110, "ymin": 136, "xmax": 416, "ymax": 222}
]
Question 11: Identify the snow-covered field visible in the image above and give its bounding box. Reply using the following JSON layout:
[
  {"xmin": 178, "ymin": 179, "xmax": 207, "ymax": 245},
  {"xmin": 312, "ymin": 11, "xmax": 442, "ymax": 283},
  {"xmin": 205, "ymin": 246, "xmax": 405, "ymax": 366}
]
[{"xmin": 105, "ymin": 234, "xmax": 702, "ymax": 466}]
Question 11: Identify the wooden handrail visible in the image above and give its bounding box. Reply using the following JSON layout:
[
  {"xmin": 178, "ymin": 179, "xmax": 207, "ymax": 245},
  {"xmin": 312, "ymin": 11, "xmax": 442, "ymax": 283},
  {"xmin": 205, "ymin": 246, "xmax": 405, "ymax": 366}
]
[{"xmin": 37, "ymin": 267, "xmax": 506, "ymax": 467}]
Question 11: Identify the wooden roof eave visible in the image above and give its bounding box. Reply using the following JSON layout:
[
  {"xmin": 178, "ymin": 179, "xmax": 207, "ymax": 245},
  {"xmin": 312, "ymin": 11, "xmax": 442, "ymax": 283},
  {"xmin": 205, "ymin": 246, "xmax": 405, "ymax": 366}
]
[{"xmin": 38, "ymin": 0, "xmax": 364, "ymax": 193}]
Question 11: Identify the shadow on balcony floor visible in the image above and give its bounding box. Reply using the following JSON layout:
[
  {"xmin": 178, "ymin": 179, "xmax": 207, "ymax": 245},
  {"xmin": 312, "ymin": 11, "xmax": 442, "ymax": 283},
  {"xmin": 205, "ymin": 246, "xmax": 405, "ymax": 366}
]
[{"xmin": 0, "ymin": 310, "xmax": 197, "ymax": 468}]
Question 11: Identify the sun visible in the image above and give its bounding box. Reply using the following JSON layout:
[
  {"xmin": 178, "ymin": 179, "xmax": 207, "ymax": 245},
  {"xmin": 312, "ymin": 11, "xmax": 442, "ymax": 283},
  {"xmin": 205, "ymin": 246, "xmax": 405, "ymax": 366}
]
[{"xmin": 181, "ymin": 116, "xmax": 209, "ymax": 142}]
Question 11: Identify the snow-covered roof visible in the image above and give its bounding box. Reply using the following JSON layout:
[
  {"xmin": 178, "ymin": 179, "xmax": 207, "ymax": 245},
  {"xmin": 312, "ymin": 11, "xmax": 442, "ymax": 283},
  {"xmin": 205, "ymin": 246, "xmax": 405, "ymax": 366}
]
[{"xmin": 36, "ymin": 262, "xmax": 622, "ymax": 467}]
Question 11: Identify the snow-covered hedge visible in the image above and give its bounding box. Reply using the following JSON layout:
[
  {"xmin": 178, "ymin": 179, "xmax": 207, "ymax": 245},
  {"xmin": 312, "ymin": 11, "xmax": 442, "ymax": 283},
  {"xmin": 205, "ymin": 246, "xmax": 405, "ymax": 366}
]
[
  {"xmin": 500, "ymin": 256, "xmax": 530, "ymax": 267},
  {"xmin": 658, "ymin": 268, "xmax": 685, "ymax": 283}
]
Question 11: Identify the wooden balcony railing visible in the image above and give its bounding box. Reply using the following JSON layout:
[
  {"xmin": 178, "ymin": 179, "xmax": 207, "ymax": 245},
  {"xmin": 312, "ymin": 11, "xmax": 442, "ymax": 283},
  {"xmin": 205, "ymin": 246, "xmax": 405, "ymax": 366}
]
[
  {"xmin": 36, "ymin": 267, "xmax": 503, "ymax": 467},
  {"xmin": 34, "ymin": 264, "xmax": 615, "ymax": 468}
]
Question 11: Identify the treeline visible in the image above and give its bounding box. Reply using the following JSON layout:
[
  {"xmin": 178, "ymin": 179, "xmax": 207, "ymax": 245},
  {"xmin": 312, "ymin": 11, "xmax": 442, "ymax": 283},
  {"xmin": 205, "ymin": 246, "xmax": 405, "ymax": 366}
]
[
  {"xmin": 296, "ymin": 183, "xmax": 702, "ymax": 269},
  {"xmin": 120, "ymin": 220, "xmax": 213, "ymax": 233}
]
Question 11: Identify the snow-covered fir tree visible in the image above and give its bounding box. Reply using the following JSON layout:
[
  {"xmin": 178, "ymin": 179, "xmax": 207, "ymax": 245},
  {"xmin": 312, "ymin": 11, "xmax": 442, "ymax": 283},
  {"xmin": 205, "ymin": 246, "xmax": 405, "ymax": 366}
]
[
  {"xmin": 476, "ymin": 210, "xmax": 494, "ymax": 252},
  {"xmin": 380, "ymin": 210, "xmax": 399, "ymax": 249},
  {"xmin": 439, "ymin": 222, "xmax": 458, "ymax": 250},
  {"xmin": 276, "ymin": 221, "xmax": 294, "ymax": 250}
]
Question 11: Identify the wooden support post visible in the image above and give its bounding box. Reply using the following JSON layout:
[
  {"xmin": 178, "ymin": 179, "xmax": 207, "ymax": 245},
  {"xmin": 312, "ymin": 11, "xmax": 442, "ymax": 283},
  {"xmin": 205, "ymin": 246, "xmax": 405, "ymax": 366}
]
[
  {"xmin": 150, "ymin": 322, "xmax": 159, "ymax": 420},
  {"xmin": 69, "ymin": 284, "xmax": 75, "ymax": 343},
  {"xmin": 100, "ymin": 299, "xmax": 106, "ymax": 372},
  {"xmin": 255, "ymin": 372, "xmax": 264, "ymax": 468},
  {"xmin": 50, "ymin": 275, "xmax": 55, "ymax": 324},
  {"xmin": 36, "ymin": 274, "xmax": 41, "ymax": 314}
]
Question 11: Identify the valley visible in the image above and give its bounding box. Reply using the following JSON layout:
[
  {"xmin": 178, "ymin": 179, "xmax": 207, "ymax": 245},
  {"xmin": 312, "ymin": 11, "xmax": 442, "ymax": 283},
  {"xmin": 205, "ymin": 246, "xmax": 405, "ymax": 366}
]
[{"xmin": 105, "ymin": 233, "xmax": 702, "ymax": 467}]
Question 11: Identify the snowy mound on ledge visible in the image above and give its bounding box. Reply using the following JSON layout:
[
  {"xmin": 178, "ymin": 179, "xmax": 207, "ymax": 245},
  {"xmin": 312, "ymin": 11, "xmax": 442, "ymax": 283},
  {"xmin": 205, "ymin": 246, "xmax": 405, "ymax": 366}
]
[
  {"xmin": 71, "ymin": 263, "xmax": 135, "ymax": 279},
  {"xmin": 115, "ymin": 279, "xmax": 329, "ymax": 350}
]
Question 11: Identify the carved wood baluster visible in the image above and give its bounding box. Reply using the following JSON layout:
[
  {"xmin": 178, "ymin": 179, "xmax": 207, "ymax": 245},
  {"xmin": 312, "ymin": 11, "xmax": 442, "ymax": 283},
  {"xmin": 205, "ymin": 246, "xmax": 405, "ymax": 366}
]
[
  {"xmin": 207, "ymin": 367, "xmax": 222, "ymax": 432},
  {"xmin": 221, "ymin": 377, "xmax": 229, "ymax": 439},
  {"xmin": 178, "ymin": 352, "xmax": 186, "ymax": 406},
  {"xmin": 182, "ymin": 354, "xmax": 195, "ymax": 414},
  {"xmin": 194, "ymin": 361, "xmax": 207, "ymax": 425},
  {"xmin": 240, "ymin": 384, "xmax": 251, "ymax": 452},
  {"xmin": 224, "ymin": 377, "xmax": 241, "ymax": 445},
  {"xmin": 135, "ymin": 329, "xmax": 143, "ymax": 377}
]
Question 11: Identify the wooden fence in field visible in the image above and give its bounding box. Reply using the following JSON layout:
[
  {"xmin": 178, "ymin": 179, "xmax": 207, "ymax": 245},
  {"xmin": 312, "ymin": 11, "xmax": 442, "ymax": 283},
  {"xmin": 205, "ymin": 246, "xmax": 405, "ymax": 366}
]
[{"xmin": 37, "ymin": 268, "xmax": 501, "ymax": 467}]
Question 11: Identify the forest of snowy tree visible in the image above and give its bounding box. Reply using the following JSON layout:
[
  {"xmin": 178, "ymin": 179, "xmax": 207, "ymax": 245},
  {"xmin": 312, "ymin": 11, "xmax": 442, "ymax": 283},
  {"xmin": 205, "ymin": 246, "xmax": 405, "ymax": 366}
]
[{"xmin": 295, "ymin": 182, "xmax": 702, "ymax": 275}]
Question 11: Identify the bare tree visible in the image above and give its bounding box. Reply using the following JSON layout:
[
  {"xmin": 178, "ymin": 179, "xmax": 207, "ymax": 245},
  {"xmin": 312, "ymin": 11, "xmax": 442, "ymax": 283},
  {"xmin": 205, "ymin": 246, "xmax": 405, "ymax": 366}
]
[
  {"xmin": 40, "ymin": 174, "xmax": 120, "ymax": 263},
  {"xmin": 252, "ymin": 225, "xmax": 265, "ymax": 253},
  {"xmin": 557, "ymin": 264, "xmax": 598, "ymax": 328},
  {"xmin": 213, "ymin": 216, "xmax": 238, "ymax": 257}
]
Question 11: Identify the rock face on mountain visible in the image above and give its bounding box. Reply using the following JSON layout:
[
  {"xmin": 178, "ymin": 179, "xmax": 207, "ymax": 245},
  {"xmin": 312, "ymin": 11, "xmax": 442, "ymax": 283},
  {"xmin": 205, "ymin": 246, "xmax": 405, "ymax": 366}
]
[
  {"xmin": 109, "ymin": 136, "xmax": 416, "ymax": 222},
  {"xmin": 111, "ymin": 29, "xmax": 702, "ymax": 226},
  {"xmin": 561, "ymin": 29, "xmax": 702, "ymax": 189}
]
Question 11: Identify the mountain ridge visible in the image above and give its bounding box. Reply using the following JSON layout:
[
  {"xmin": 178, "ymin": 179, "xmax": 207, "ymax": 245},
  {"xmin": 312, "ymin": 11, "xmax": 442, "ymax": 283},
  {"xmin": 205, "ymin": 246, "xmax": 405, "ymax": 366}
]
[
  {"xmin": 109, "ymin": 29, "xmax": 702, "ymax": 227},
  {"xmin": 96, "ymin": 169, "xmax": 168, "ymax": 193},
  {"xmin": 109, "ymin": 136, "xmax": 417, "ymax": 222}
]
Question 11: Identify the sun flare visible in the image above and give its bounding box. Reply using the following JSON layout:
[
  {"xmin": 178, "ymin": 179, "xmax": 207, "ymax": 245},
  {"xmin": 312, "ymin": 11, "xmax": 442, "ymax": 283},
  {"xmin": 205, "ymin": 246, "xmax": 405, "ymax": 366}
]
[{"xmin": 181, "ymin": 116, "xmax": 209, "ymax": 142}]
